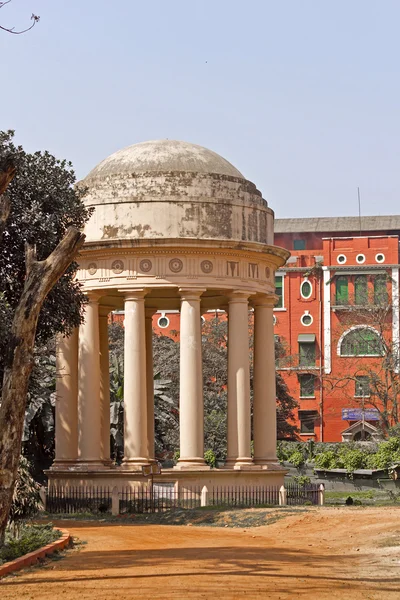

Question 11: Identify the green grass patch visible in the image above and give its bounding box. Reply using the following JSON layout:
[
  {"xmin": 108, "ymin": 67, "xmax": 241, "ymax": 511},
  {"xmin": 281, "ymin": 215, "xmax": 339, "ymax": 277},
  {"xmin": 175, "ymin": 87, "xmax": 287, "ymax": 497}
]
[
  {"xmin": 0, "ymin": 523, "xmax": 61, "ymax": 564},
  {"xmin": 324, "ymin": 489, "xmax": 400, "ymax": 506},
  {"xmin": 325, "ymin": 490, "xmax": 378, "ymax": 500}
]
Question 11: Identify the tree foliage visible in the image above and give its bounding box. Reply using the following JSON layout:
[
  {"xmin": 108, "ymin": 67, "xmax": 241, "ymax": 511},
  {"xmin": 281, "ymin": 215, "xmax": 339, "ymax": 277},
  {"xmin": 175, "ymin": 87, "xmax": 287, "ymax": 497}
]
[
  {"xmin": 8, "ymin": 456, "xmax": 41, "ymax": 528},
  {"xmin": 0, "ymin": 131, "xmax": 90, "ymax": 387},
  {"xmin": 108, "ymin": 323, "xmax": 178, "ymax": 461},
  {"xmin": 0, "ymin": 132, "xmax": 88, "ymax": 543}
]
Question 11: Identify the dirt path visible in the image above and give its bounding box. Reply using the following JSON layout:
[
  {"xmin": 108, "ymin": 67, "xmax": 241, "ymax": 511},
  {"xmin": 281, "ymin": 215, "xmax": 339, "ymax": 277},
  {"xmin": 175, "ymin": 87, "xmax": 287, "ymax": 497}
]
[{"xmin": 1, "ymin": 507, "xmax": 399, "ymax": 599}]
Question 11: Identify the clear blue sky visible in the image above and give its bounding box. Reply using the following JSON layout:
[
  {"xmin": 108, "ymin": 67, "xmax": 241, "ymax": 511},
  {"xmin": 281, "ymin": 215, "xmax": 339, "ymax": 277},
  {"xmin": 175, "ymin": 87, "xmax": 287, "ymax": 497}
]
[{"xmin": 2, "ymin": 0, "xmax": 400, "ymax": 218}]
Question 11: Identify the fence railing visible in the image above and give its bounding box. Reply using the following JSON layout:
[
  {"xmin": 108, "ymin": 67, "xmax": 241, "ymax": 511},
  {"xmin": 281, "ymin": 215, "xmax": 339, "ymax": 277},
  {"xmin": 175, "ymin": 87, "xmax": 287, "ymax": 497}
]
[
  {"xmin": 119, "ymin": 486, "xmax": 202, "ymax": 513},
  {"xmin": 210, "ymin": 485, "xmax": 280, "ymax": 507},
  {"xmin": 46, "ymin": 486, "xmax": 112, "ymax": 514},
  {"xmin": 45, "ymin": 483, "xmax": 324, "ymax": 515},
  {"xmin": 286, "ymin": 483, "xmax": 320, "ymax": 506}
]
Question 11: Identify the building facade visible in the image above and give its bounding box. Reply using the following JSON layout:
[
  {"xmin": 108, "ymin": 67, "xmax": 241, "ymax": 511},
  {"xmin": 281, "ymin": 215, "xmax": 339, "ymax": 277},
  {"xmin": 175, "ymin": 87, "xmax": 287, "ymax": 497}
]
[
  {"xmin": 274, "ymin": 216, "xmax": 400, "ymax": 442},
  {"xmin": 141, "ymin": 216, "xmax": 400, "ymax": 443}
]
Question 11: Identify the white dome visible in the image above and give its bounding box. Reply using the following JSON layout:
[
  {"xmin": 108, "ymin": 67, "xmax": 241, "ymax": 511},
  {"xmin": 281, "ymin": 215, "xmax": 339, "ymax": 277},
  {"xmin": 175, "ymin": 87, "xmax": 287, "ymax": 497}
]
[
  {"xmin": 85, "ymin": 140, "xmax": 244, "ymax": 180},
  {"xmin": 81, "ymin": 139, "xmax": 273, "ymax": 246}
]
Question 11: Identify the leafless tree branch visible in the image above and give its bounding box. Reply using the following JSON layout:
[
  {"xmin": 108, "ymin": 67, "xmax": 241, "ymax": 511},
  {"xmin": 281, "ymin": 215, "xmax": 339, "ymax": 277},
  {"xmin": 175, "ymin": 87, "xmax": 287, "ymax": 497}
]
[{"xmin": 0, "ymin": 1, "xmax": 39, "ymax": 35}]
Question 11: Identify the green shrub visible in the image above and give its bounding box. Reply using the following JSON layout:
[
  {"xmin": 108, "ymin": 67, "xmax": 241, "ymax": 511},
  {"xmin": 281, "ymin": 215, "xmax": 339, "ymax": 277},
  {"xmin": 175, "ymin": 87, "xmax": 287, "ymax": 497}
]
[
  {"xmin": 292, "ymin": 475, "xmax": 311, "ymax": 486},
  {"xmin": 367, "ymin": 437, "xmax": 400, "ymax": 470},
  {"xmin": 314, "ymin": 450, "xmax": 338, "ymax": 470},
  {"xmin": 9, "ymin": 456, "xmax": 42, "ymax": 527},
  {"xmin": 204, "ymin": 449, "xmax": 216, "ymax": 468},
  {"xmin": 338, "ymin": 447, "xmax": 367, "ymax": 472},
  {"xmin": 0, "ymin": 523, "xmax": 61, "ymax": 564},
  {"xmin": 288, "ymin": 450, "xmax": 306, "ymax": 469}
]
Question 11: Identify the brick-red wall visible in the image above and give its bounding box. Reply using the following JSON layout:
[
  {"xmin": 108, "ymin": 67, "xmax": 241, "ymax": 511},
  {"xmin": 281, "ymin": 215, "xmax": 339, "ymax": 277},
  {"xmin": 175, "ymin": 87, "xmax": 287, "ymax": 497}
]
[
  {"xmin": 275, "ymin": 232, "xmax": 399, "ymax": 441},
  {"xmin": 109, "ymin": 231, "xmax": 399, "ymax": 443}
]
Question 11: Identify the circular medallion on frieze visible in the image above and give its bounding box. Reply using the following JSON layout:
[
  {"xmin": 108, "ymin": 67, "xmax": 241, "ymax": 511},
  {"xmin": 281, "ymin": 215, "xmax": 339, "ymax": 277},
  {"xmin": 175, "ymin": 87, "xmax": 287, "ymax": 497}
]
[
  {"xmin": 265, "ymin": 267, "xmax": 271, "ymax": 279},
  {"xmin": 87, "ymin": 262, "xmax": 97, "ymax": 276},
  {"xmin": 139, "ymin": 259, "xmax": 152, "ymax": 272},
  {"xmin": 200, "ymin": 260, "xmax": 213, "ymax": 274},
  {"xmin": 169, "ymin": 258, "xmax": 183, "ymax": 273},
  {"xmin": 111, "ymin": 260, "xmax": 124, "ymax": 274}
]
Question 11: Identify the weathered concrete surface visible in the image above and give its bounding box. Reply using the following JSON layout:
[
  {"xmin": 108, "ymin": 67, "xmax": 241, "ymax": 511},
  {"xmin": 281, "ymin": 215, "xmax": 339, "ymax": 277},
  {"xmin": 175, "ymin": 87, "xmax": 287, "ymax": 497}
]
[{"xmin": 81, "ymin": 140, "xmax": 274, "ymax": 245}]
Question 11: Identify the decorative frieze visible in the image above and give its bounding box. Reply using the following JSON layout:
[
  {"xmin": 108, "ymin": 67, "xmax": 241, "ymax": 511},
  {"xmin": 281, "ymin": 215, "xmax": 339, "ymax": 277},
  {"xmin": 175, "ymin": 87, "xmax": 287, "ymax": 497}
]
[{"xmin": 169, "ymin": 258, "xmax": 183, "ymax": 273}]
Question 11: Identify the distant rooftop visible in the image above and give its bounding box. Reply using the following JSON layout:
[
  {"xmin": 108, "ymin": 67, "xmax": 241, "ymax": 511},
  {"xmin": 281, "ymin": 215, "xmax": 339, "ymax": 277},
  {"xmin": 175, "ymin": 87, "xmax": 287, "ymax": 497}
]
[{"xmin": 275, "ymin": 215, "xmax": 400, "ymax": 234}]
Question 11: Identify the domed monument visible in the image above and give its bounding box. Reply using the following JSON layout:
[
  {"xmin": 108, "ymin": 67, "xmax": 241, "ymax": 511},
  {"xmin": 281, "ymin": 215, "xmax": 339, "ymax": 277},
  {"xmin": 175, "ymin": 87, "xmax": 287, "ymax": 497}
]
[{"xmin": 49, "ymin": 140, "xmax": 290, "ymax": 494}]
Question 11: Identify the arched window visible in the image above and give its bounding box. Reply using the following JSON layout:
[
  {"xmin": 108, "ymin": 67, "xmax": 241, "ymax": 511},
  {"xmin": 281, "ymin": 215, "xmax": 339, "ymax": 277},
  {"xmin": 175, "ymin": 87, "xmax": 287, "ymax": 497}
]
[{"xmin": 339, "ymin": 327, "xmax": 382, "ymax": 357}]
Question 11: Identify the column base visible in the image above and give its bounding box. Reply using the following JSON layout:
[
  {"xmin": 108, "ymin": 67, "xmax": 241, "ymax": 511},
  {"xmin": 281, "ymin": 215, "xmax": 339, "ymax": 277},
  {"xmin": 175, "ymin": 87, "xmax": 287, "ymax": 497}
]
[
  {"xmin": 253, "ymin": 458, "xmax": 281, "ymax": 469},
  {"xmin": 121, "ymin": 458, "xmax": 151, "ymax": 471},
  {"xmin": 175, "ymin": 458, "xmax": 210, "ymax": 471},
  {"xmin": 51, "ymin": 459, "xmax": 79, "ymax": 470},
  {"xmin": 224, "ymin": 457, "xmax": 254, "ymax": 470},
  {"xmin": 73, "ymin": 460, "xmax": 111, "ymax": 471}
]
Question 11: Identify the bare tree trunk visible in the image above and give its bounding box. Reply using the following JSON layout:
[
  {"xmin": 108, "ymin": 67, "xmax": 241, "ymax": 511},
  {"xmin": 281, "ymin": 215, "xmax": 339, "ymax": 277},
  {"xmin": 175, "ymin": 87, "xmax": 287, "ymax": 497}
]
[{"xmin": 0, "ymin": 227, "xmax": 85, "ymax": 542}]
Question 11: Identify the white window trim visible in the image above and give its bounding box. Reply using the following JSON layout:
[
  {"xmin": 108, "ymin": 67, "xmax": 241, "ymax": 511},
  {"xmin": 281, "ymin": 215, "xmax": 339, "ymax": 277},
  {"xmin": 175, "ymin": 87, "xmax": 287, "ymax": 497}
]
[
  {"xmin": 337, "ymin": 325, "xmax": 382, "ymax": 357},
  {"xmin": 157, "ymin": 312, "xmax": 170, "ymax": 329},
  {"xmin": 375, "ymin": 253, "xmax": 385, "ymax": 263},
  {"xmin": 301, "ymin": 311, "xmax": 313, "ymax": 326},
  {"xmin": 337, "ymin": 254, "xmax": 347, "ymax": 264},
  {"xmin": 356, "ymin": 254, "xmax": 366, "ymax": 264},
  {"xmin": 323, "ymin": 267, "xmax": 331, "ymax": 374},
  {"xmin": 300, "ymin": 277, "xmax": 313, "ymax": 299},
  {"xmin": 274, "ymin": 272, "xmax": 285, "ymax": 311}
]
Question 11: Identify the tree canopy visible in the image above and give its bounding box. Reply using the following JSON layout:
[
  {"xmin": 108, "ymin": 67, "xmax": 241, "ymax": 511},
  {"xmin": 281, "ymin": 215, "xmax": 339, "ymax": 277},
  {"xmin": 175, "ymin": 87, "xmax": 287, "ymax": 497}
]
[{"xmin": 0, "ymin": 131, "xmax": 91, "ymax": 385}]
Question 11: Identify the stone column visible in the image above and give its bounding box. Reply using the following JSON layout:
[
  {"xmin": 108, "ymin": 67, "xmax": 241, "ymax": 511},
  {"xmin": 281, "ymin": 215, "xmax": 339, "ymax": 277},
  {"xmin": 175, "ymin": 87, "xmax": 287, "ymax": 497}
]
[
  {"xmin": 145, "ymin": 308, "xmax": 156, "ymax": 462},
  {"xmin": 253, "ymin": 296, "xmax": 278, "ymax": 466},
  {"xmin": 77, "ymin": 293, "xmax": 104, "ymax": 467},
  {"xmin": 176, "ymin": 288, "xmax": 207, "ymax": 469},
  {"xmin": 99, "ymin": 306, "xmax": 112, "ymax": 464},
  {"xmin": 122, "ymin": 289, "xmax": 149, "ymax": 467},
  {"xmin": 226, "ymin": 292, "xmax": 253, "ymax": 468},
  {"xmin": 53, "ymin": 329, "xmax": 78, "ymax": 467}
]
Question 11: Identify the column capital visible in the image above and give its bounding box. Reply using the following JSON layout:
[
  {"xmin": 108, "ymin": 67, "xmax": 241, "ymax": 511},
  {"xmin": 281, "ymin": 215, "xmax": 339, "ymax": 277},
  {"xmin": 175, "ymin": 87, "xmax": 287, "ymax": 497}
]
[
  {"xmin": 85, "ymin": 290, "xmax": 103, "ymax": 303},
  {"xmin": 145, "ymin": 307, "xmax": 157, "ymax": 319},
  {"xmin": 227, "ymin": 290, "xmax": 254, "ymax": 304},
  {"xmin": 119, "ymin": 288, "xmax": 149, "ymax": 301},
  {"xmin": 178, "ymin": 287, "xmax": 206, "ymax": 301},
  {"xmin": 251, "ymin": 294, "xmax": 278, "ymax": 309}
]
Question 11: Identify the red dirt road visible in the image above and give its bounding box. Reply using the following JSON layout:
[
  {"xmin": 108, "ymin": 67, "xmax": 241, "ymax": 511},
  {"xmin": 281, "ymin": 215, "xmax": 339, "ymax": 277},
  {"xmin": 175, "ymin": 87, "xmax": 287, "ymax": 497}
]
[{"xmin": 1, "ymin": 507, "xmax": 399, "ymax": 599}]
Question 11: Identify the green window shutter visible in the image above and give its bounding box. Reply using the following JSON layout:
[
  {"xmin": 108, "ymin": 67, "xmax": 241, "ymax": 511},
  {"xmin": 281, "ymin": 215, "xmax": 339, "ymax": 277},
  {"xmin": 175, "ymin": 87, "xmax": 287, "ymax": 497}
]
[
  {"xmin": 374, "ymin": 275, "xmax": 388, "ymax": 305},
  {"xmin": 299, "ymin": 410, "xmax": 318, "ymax": 434},
  {"xmin": 299, "ymin": 342, "xmax": 316, "ymax": 366},
  {"xmin": 336, "ymin": 276, "xmax": 348, "ymax": 305},
  {"xmin": 275, "ymin": 276, "xmax": 283, "ymax": 308},
  {"xmin": 300, "ymin": 374, "xmax": 315, "ymax": 397},
  {"xmin": 355, "ymin": 275, "xmax": 368, "ymax": 305}
]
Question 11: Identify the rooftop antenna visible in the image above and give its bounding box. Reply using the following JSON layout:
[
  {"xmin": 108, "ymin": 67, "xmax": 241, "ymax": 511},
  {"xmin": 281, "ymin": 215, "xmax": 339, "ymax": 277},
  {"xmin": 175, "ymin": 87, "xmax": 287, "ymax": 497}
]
[{"xmin": 358, "ymin": 187, "xmax": 362, "ymax": 236}]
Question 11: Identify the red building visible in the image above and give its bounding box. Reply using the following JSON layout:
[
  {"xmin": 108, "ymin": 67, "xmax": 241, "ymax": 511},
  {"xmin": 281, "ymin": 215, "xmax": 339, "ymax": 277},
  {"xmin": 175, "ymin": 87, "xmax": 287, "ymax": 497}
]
[
  {"xmin": 111, "ymin": 215, "xmax": 400, "ymax": 443},
  {"xmin": 274, "ymin": 216, "xmax": 400, "ymax": 442}
]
